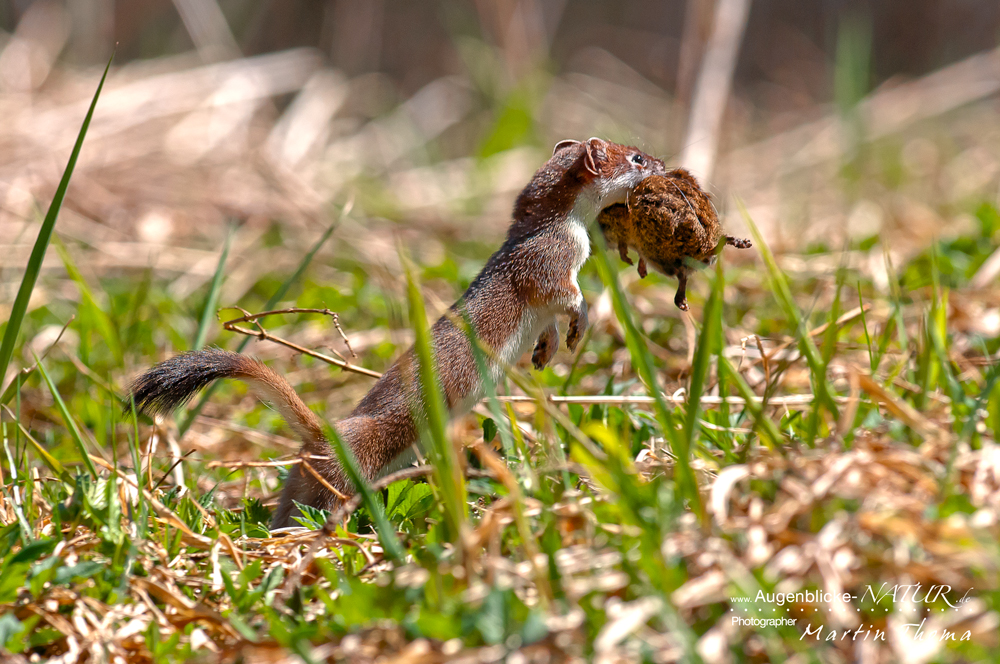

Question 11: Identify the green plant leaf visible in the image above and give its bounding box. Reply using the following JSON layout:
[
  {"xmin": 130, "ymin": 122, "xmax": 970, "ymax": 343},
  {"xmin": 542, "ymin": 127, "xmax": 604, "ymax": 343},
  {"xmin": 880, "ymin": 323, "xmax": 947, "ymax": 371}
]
[
  {"xmin": 386, "ymin": 480, "xmax": 434, "ymax": 522},
  {"xmin": 684, "ymin": 248, "xmax": 725, "ymax": 458},
  {"xmin": 482, "ymin": 417, "xmax": 497, "ymax": 443},
  {"xmin": 8, "ymin": 419, "xmax": 69, "ymax": 482},
  {"xmin": 291, "ymin": 502, "xmax": 331, "ymax": 530}
]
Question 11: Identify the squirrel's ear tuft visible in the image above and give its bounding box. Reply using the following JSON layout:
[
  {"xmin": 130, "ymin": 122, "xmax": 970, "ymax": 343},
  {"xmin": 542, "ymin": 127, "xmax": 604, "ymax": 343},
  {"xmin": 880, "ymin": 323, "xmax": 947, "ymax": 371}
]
[{"xmin": 552, "ymin": 139, "xmax": 579, "ymax": 155}]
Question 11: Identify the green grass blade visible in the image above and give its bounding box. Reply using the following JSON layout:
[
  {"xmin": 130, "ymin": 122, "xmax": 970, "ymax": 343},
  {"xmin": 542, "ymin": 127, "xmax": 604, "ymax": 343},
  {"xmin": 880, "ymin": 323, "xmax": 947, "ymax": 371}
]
[
  {"xmin": 446, "ymin": 311, "xmax": 550, "ymax": 598},
  {"xmin": 717, "ymin": 356, "xmax": 784, "ymax": 450},
  {"xmin": 961, "ymin": 358, "xmax": 1000, "ymax": 443},
  {"xmin": 177, "ymin": 220, "xmax": 340, "ymax": 437},
  {"xmin": 2, "ymin": 318, "xmax": 74, "ymax": 409},
  {"xmin": 193, "ymin": 226, "xmax": 234, "ymax": 351},
  {"xmin": 1, "ymin": 423, "xmax": 34, "ymax": 542},
  {"xmin": 244, "ymin": 221, "xmax": 342, "ymax": 332},
  {"xmin": 878, "ymin": 246, "xmax": 908, "ymax": 379},
  {"xmin": 821, "ymin": 269, "xmax": 846, "ymax": 367},
  {"xmin": 128, "ymin": 393, "xmax": 149, "ymax": 538},
  {"xmin": 0, "ymin": 50, "xmax": 114, "ymax": 392},
  {"xmin": 736, "ymin": 199, "xmax": 840, "ymax": 427},
  {"xmin": 590, "ymin": 237, "xmax": 703, "ymax": 520},
  {"xmin": 684, "ymin": 250, "xmax": 725, "ymax": 460},
  {"xmin": 927, "ymin": 289, "xmax": 965, "ymax": 427},
  {"xmin": 807, "ymin": 266, "xmax": 845, "ymax": 445},
  {"xmin": 858, "ymin": 285, "xmax": 875, "ymax": 372},
  {"xmin": 402, "ymin": 254, "xmax": 468, "ymax": 537},
  {"xmin": 34, "ymin": 354, "xmax": 99, "ymax": 480},
  {"xmin": 123, "ymin": 268, "xmax": 153, "ymax": 349},
  {"xmin": 324, "ymin": 422, "xmax": 405, "ymax": 562}
]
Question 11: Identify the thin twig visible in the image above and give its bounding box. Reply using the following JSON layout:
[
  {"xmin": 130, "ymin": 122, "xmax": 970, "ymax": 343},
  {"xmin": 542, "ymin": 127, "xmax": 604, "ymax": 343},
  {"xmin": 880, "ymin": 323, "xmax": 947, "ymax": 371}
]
[
  {"xmin": 206, "ymin": 457, "xmax": 304, "ymax": 469},
  {"xmin": 221, "ymin": 306, "xmax": 380, "ymax": 378},
  {"xmin": 299, "ymin": 457, "xmax": 350, "ymax": 502},
  {"xmin": 151, "ymin": 449, "xmax": 196, "ymax": 492},
  {"xmin": 494, "ymin": 393, "xmax": 842, "ymax": 408},
  {"xmin": 222, "ymin": 307, "xmax": 358, "ymax": 357}
]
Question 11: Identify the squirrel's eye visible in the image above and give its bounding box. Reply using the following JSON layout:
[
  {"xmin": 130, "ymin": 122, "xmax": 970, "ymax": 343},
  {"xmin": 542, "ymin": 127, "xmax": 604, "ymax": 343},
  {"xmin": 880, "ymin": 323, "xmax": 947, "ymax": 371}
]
[{"xmin": 630, "ymin": 154, "xmax": 646, "ymax": 166}]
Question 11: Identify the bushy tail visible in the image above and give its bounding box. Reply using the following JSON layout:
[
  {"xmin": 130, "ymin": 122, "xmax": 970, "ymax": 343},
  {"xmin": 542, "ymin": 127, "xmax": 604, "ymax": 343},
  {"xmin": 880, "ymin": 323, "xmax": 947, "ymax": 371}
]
[{"xmin": 128, "ymin": 349, "xmax": 324, "ymax": 445}]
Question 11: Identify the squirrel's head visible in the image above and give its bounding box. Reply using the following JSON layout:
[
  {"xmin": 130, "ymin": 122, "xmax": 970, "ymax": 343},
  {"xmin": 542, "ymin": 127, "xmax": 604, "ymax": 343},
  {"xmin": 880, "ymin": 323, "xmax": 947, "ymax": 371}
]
[
  {"xmin": 510, "ymin": 139, "xmax": 669, "ymax": 236},
  {"xmin": 552, "ymin": 138, "xmax": 666, "ymax": 208}
]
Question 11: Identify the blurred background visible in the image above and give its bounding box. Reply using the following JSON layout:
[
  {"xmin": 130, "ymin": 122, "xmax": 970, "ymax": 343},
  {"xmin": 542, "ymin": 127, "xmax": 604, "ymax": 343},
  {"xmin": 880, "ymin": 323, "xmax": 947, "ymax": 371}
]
[{"xmin": 2, "ymin": 0, "xmax": 1000, "ymax": 386}]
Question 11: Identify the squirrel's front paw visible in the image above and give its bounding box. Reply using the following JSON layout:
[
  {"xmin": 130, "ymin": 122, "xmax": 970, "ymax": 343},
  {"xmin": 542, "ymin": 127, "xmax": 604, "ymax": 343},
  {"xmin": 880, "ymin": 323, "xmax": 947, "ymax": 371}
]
[{"xmin": 532, "ymin": 323, "xmax": 559, "ymax": 370}]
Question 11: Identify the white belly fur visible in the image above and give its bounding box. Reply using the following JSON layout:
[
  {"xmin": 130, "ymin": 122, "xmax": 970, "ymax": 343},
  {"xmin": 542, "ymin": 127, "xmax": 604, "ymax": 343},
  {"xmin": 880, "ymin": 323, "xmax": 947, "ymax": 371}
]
[
  {"xmin": 493, "ymin": 210, "xmax": 592, "ymax": 381},
  {"xmin": 450, "ymin": 210, "xmax": 594, "ymax": 421}
]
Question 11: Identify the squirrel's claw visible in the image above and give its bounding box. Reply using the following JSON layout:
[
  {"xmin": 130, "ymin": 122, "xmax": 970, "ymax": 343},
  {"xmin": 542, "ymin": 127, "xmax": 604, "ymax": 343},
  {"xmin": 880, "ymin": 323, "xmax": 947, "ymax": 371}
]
[
  {"xmin": 637, "ymin": 257, "xmax": 648, "ymax": 279},
  {"xmin": 726, "ymin": 236, "xmax": 752, "ymax": 249}
]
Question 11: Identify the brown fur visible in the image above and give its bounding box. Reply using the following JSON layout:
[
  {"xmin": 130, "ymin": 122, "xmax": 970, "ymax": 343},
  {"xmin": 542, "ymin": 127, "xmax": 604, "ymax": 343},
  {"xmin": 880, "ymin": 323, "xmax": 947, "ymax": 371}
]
[
  {"xmin": 597, "ymin": 169, "xmax": 752, "ymax": 310},
  {"xmin": 129, "ymin": 138, "xmax": 665, "ymax": 529}
]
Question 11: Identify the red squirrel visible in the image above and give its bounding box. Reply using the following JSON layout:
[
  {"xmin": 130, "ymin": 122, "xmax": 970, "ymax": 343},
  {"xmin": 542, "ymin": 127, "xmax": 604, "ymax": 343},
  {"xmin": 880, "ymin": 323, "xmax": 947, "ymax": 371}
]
[{"xmin": 129, "ymin": 138, "xmax": 667, "ymax": 528}]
